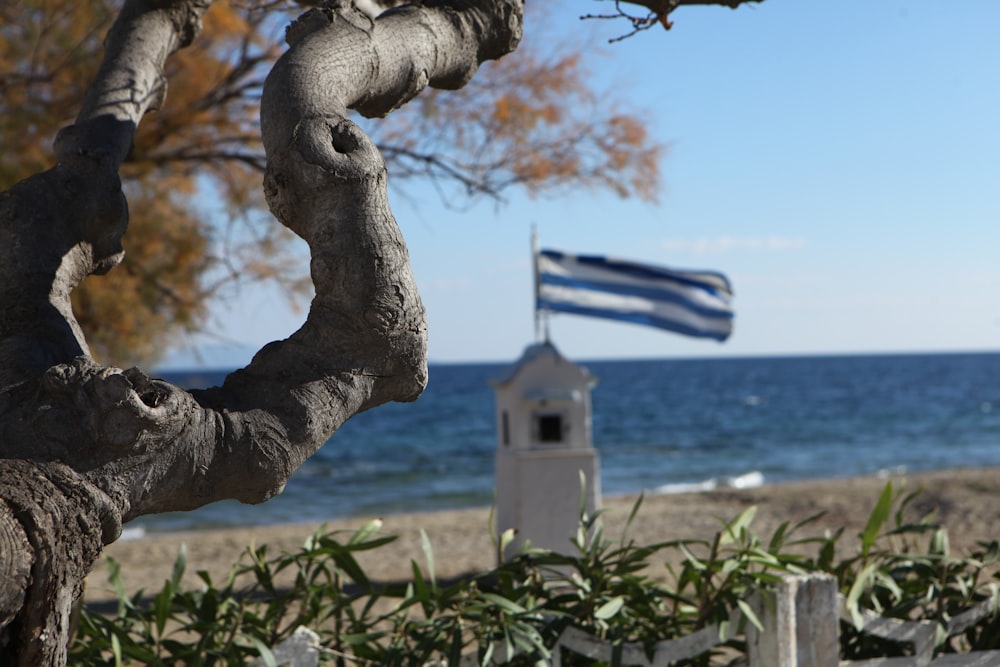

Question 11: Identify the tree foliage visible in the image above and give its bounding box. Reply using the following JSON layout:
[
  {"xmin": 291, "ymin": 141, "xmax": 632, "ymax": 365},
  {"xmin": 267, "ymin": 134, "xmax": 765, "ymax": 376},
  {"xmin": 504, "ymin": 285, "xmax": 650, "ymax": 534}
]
[
  {"xmin": 366, "ymin": 2, "xmax": 662, "ymax": 205},
  {"xmin": 373, "ymin": 58, "xmax": 661, "ymax": 205},
  {"xmin": 1, "ymin": 0, "xmax": 290, "ymax": 366},
  {"xmin": 0, "ymin": 0, "xmax": 662, "ymax": 366}
]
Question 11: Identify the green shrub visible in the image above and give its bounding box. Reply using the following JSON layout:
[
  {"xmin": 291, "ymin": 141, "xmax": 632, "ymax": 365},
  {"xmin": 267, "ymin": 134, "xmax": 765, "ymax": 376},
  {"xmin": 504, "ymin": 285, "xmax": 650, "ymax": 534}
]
[
  {"xmin": 824, "ymin": 483, "xmax": 1000, "ymax": 659},
  {"xmin": 72, "ymin": 482, "xmax": 1000, "ymax": 666}
]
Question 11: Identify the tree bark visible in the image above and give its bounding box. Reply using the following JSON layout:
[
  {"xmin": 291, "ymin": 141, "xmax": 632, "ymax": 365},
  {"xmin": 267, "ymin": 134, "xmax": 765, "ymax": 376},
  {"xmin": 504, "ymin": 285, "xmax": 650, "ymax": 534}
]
[{"xmin": 0, "ymin": 0, "xmax": 522, "ymax": 664}]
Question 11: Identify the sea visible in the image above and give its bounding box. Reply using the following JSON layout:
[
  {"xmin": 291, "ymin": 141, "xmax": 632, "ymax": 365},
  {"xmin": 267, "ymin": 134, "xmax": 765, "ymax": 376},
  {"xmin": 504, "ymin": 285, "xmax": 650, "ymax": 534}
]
[{"xmin": 132, "ymin": 352, "xmax": 1000, "ymax": 535}]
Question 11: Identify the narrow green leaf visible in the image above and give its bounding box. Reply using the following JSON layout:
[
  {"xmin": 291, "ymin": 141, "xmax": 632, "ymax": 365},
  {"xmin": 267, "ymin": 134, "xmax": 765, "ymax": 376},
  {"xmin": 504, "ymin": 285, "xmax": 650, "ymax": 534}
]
[
  {"xmin": 817, "ymin": 530, "xmax": 840, "ymax": 570},
  {"xmin": 111, "ymin": 633, "xmax": 123, "ymax": 667},
  {"xmin": 250, "ymin": 637, "xmax": 278, "ymax": 667},
  {"xmin": 930, "ymin": 527, "xmax": 950, "ymax": 557},
  {"xmin": 349, "ymin": 518, "xmax": 384, "ymax": 545},
  {"xmin": 895, "ymin": 488, "xmax": 924, "ymax": 528},
  {"xmin": 747, "ymin": 571, "xmax": 786, "ymax": 585},
  {"xmin": 421, "ymin": 529, "xmax": 437, "ymax": 588},
  {"xmin": 410, "ymin": 560, "xmax": 434, "ymax": 615},
  {"xmin": 481, "ymin": 640, "xmax": 495, "ymax": 666},
  {"xmin": 479, "ymin": 592, "xmax": 528, "ymax": 614},
  {"xmin": 679, "ymin": 542, "xmax": 707, "ymax": 571},
  {"xmin": 302, "ymin": 528, "xmax": 320, "ymax": 552},
  {"xmin": 846, "ymin": 561, "xmax": 878, "ymax": 628},
  {"xmin": 323, "ymin": 532, "xmax": 399, "ymax": 553},
  {"xmin": 447, "ymin": 623, "xmax": 463, "ymax": 667},
  {"xmin": 872, "ymin": 570, "xmax": 903, "ymax": 600},
  {"xmin": 170, "ymin": 543, "xmax": 187, "ymax": 588},
  {"xmin": 624, "ymin": 492, "xmax": 644, "ymax": 534},
  {"xmin": 768, "ymin": 521, "xmax": 789, "ymax": 553},
  {"xmin": 118, "ymin": 640, "xmax": 159, "ymax": 662},
  {"xmin": 594, "ymin": 596, "xmax": 625, "ymax": 620},
  {"xmin": 154, "ymin": 584, "xmax": 172, "ymax": 637},
  {"xmin": 720, "ymin": 506, "xmax": 758, "ymax": 545},
  {"xmin": 499, "ymin": 528, "xmax": 516, "ymax": 555},
  {"xmin": 329, "ymin": 544, "xmax": 371, "ymax": 588},
  {"xmin": 341, "ymin": 631, "xmax": 389, "ymax": 646},
  {"xmin": 737, "ymin": 599, "xmax": 764, "ymax": 632},
  {"xmin": 861, "ymin": 482, "xmax": 894, "ymax": 557},
  {"xmin": 503, "ymin": 626, "xmax": 515, "ymax": 665}
]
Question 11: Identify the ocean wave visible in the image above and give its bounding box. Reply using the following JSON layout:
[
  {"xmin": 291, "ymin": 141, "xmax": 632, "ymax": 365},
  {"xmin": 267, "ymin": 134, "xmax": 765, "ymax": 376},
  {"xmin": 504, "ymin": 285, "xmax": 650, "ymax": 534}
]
[
  {"xmin": 877, "ymin": 465, "xmax": 908, "ymax": 478},
  {"xmin": 119, "ymin": 525, "xmax": 147, "ymax": 541},
  {"xmin": 652, "ymin": 470, "xmax": 765, "ymax": 495}
]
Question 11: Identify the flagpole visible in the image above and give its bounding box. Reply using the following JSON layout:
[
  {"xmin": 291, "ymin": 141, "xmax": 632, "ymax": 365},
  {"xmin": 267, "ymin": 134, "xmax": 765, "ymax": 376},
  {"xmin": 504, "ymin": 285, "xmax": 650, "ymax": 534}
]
[{"xmin": 531, "ymin": 225, "xmax": 548, "ymax": 343}]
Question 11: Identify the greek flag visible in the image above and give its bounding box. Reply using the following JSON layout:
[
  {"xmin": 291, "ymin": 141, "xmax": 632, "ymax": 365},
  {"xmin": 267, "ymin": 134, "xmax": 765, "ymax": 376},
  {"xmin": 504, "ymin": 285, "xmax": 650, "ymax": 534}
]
[{"xmin": 536, "ymin": 249, "xmax": 734, "ymax": 341}]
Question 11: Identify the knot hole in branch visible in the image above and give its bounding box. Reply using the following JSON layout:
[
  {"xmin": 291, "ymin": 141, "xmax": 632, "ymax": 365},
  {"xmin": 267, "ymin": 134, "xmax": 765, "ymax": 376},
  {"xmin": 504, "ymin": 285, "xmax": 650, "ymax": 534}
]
[
  {"xmin": 329, "ymin": 120, "xmax": 361, "ymax": 154},
  {"xmin": 291, "ymin": 116, "xmax": 383, "ymax": 182}
]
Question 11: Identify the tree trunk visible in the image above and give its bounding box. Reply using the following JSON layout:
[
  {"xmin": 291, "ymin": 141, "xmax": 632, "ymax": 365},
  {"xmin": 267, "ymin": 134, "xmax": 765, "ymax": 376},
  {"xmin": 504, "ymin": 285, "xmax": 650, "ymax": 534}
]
[{"xmin": 0, "ymin": 0, "xmax": 522, "ymax": 664}]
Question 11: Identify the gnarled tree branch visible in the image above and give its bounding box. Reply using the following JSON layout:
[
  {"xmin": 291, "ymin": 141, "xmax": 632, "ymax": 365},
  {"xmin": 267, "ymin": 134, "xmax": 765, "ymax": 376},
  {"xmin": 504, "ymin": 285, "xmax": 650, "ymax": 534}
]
[{"xmin": 0, "ymin": 1, "xmax": 523, "ymax": 664}]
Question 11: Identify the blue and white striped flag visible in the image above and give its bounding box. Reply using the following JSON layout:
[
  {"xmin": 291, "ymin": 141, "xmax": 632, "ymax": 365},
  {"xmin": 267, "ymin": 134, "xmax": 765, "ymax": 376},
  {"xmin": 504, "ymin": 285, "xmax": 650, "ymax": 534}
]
[{"xmin": 536, "ymin": 249, "xmax": 734, "ymax": 341}]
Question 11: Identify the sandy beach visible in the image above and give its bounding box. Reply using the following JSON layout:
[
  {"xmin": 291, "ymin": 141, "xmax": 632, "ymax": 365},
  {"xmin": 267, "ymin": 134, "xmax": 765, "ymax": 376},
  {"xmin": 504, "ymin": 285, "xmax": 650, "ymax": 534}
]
[{"xmin": 84, "ymin": 467, "xmax": 1000, "ymax": 605}]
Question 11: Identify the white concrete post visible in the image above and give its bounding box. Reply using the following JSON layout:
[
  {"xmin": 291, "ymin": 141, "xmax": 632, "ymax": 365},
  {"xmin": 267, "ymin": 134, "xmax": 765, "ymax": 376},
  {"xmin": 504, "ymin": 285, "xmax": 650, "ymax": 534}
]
[
  {"xmin": 250, "ymin": 626, "xmax": 320, "ymax": 667},
  {"xmin": 746, "ymin": 573, "xmax": 840, "ymax": 667}
]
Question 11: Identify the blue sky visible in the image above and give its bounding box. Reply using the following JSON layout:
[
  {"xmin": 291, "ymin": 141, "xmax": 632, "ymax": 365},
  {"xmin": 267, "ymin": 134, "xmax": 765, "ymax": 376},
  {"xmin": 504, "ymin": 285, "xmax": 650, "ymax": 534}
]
[{"xmin": 162, "ymin": 0, "xmax": 1000, "ymax": 369}]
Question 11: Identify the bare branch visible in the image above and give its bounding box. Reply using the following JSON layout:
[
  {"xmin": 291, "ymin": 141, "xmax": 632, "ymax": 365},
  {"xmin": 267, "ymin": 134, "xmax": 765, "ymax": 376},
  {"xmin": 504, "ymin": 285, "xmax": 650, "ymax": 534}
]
[{"xmin": 584, "ymin": 0, "xmax": 764, "ymax": 40}]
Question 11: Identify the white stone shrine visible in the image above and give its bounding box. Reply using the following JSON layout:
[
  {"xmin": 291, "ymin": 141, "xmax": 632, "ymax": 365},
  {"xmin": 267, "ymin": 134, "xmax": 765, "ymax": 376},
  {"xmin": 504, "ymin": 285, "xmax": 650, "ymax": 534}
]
[{"xmin": 492, "ymin": 341, "xmax": 601, "ymax": 560}]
